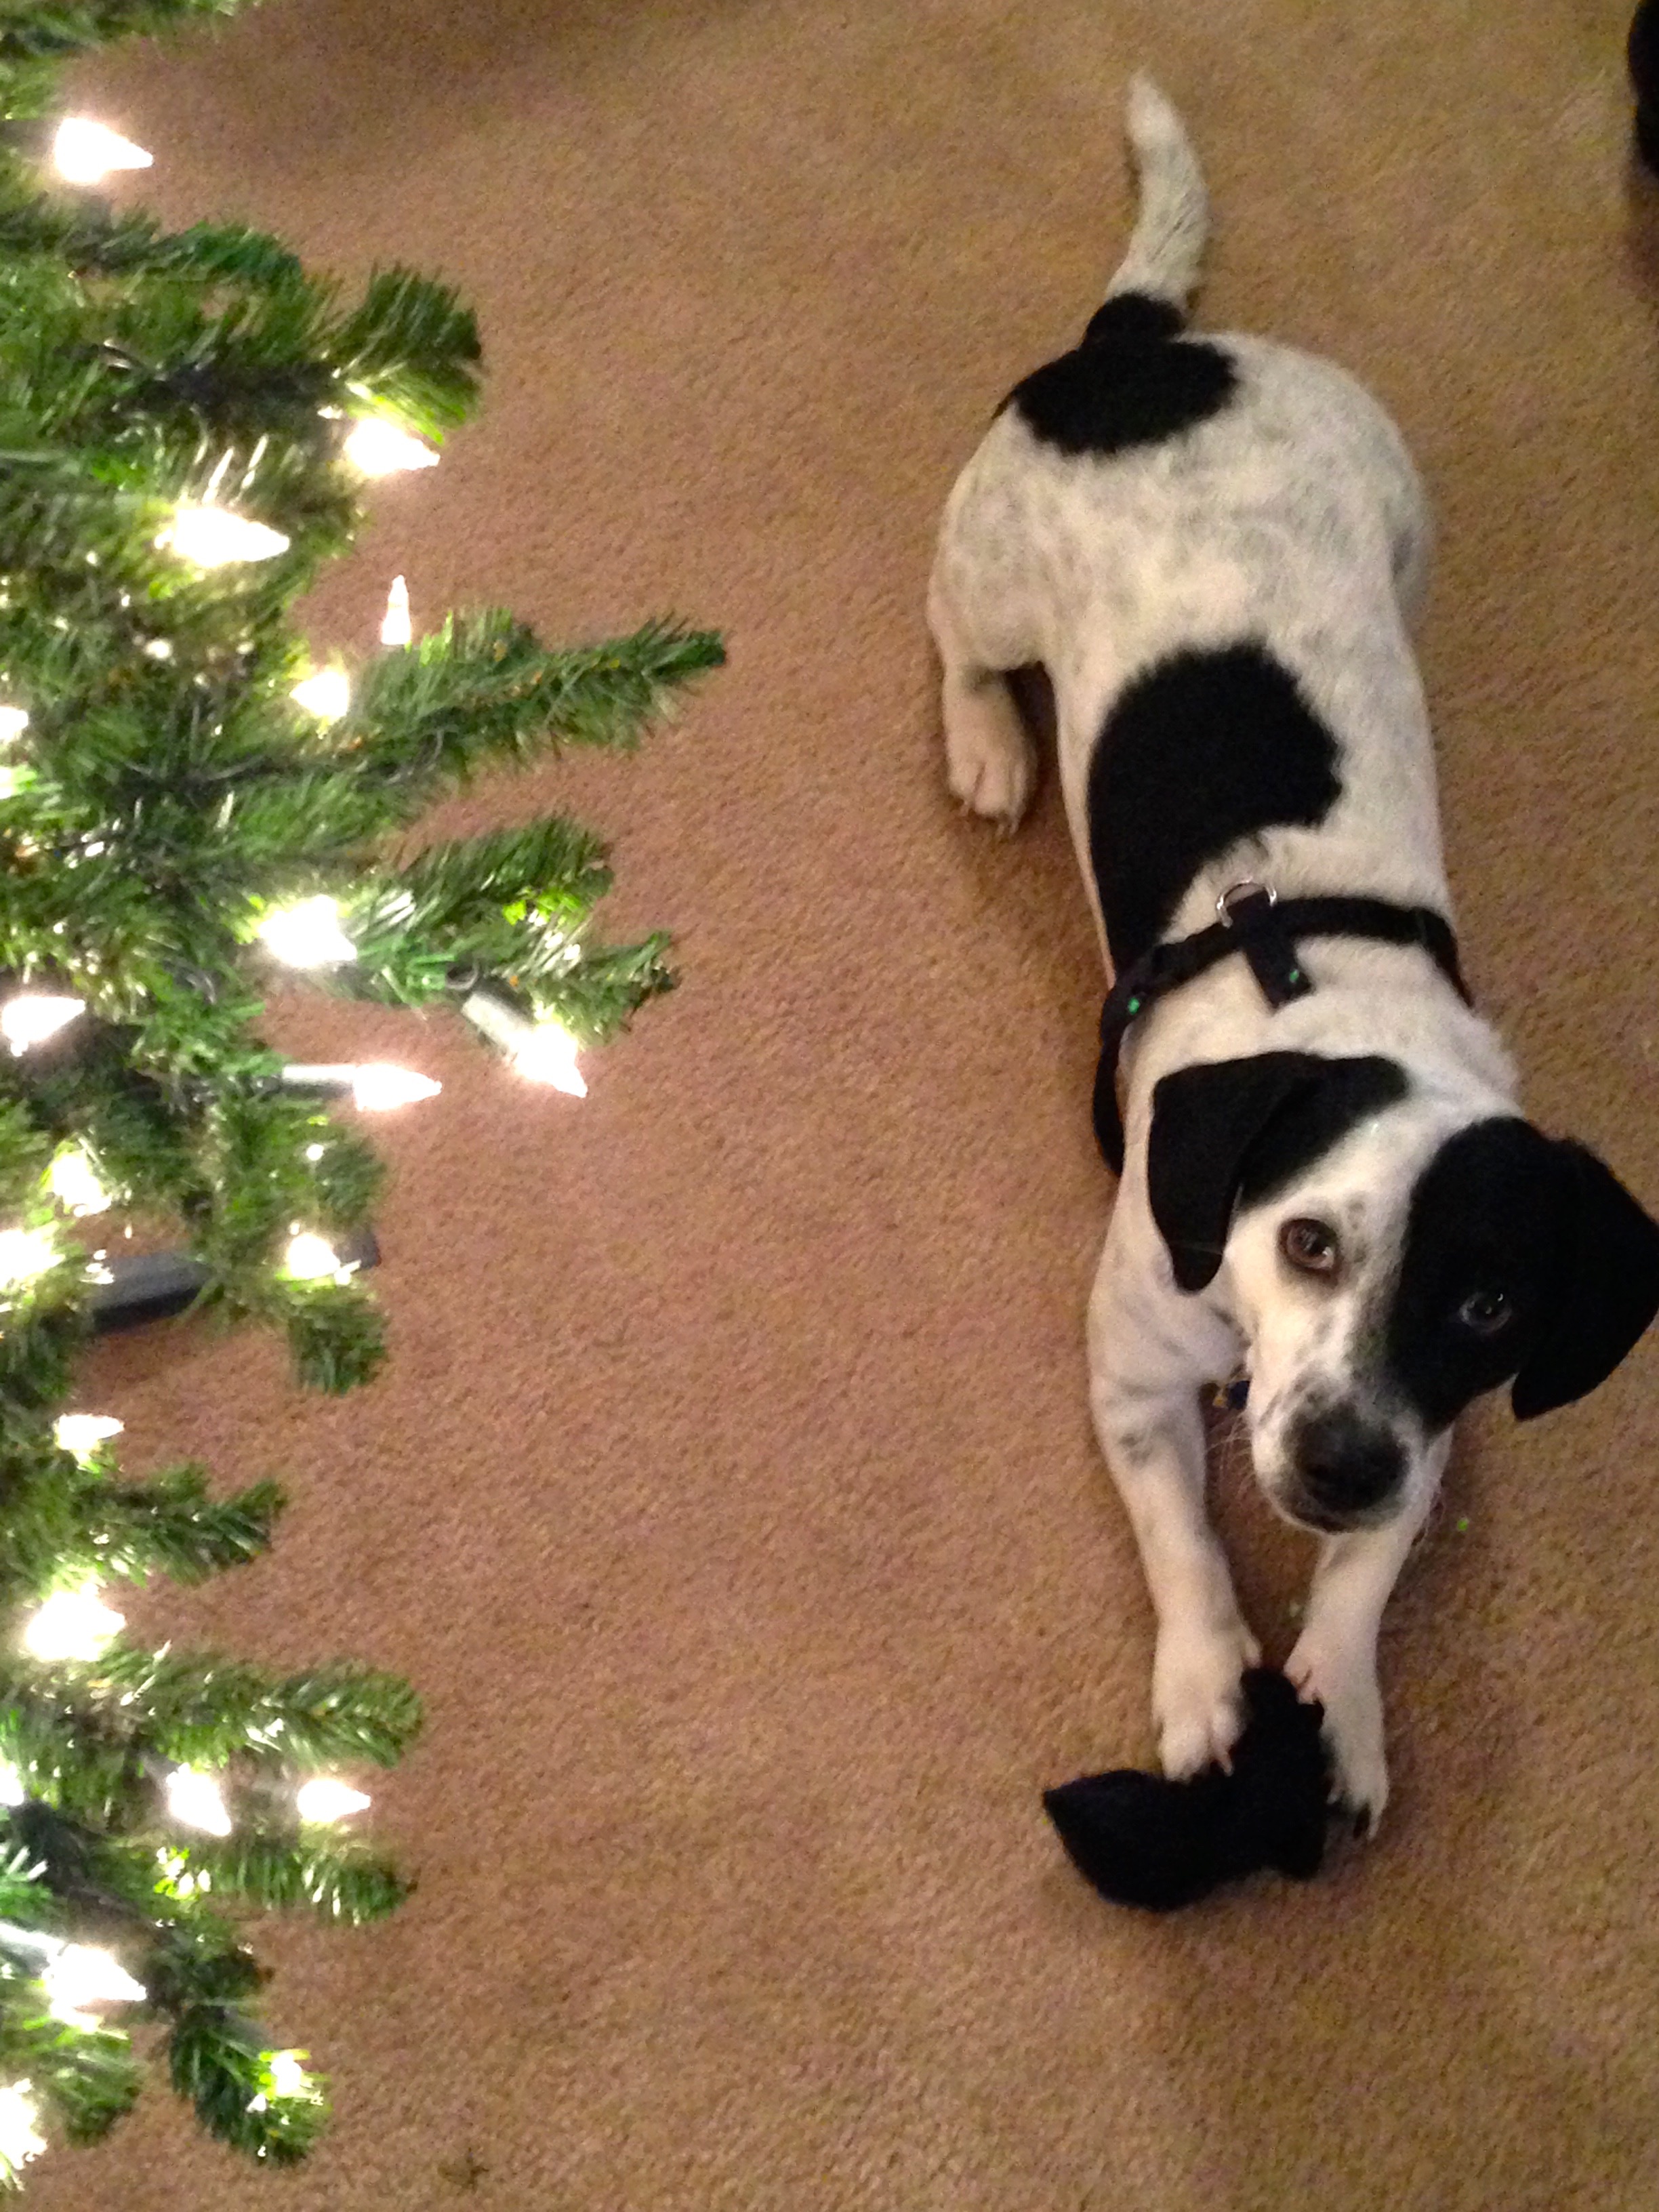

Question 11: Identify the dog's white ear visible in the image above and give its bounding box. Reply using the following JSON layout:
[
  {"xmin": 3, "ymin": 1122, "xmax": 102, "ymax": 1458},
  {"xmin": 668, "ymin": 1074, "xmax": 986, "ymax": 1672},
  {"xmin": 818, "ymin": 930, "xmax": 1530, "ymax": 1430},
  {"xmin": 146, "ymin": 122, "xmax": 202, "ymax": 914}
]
[
  {"xmin": 1146, "ymin": 1052, "xmax": 1332, "ymax": 1292},
  {"xmin": 1510, "ymin": 1142, "xmax": 1659, "ymax": 1419}
]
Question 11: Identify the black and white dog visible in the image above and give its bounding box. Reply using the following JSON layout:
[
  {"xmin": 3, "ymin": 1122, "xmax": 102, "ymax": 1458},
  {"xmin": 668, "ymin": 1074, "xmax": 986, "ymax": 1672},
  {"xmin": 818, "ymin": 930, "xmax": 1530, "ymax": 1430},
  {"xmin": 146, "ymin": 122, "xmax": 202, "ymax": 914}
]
[{"xmin": 928, "ymin": 77, "xmax": 1659, "ymax": 1830}]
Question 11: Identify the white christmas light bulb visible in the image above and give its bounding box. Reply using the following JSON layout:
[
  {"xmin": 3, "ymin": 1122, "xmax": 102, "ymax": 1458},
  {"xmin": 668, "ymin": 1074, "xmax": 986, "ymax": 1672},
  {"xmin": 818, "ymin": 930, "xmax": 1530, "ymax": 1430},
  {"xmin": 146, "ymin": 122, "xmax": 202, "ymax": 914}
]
[
  {"xmin": 41, "ymin": 1944, "xmax": 146, "ymax": 2031},
  {"xmin": 256, "ymin": 895, "xmax": 355, "ymax": 968},
  {"xmin": 159, "ymin": 504, "xmax": 289, "ymax": 569},
  {"xmin": 22, "ymin": 1580, "xmax": 124, "ymax": 1662},
  {"xmin": 291, "ymin": 667, "xmax": 351, "ymax": 721},
  {"xmin": 0, "ymin": 705, "xmax": 27, "ymax": 744},
  {"xmin": 295, "ymin": 1777, "xmax": 371, "ymax": 1824},
  {"xmin": 459, "ymin": 989, "xmax": 587, "ymax": 1096},
  {"xmin": 1, "ymin": 994, "xmax": 84, "ymax": 1054},
  {"xmin": 47, "ymin": 1145, "xmax": 110, "ymax": 1216},
  {"xmin": 164, "ymin": 1767, "xmax": 232, "ymax": 1837},
  {"xmin": 247, "ymin": 2048, "xmax": 314, "ymax": 2114},
  {"xmin": 512, "ymin": 1021, "xmax": 588, "ymax": 1097},
  {"xmin": 268, "ymin": 2051, "xmax": 309, "ymax": 2098},
  {"xmin": 0, "ymin": 2083, "xmax": 45, "ymax": 2178},
  {"xmin": 343, "ymin": 418, "xmax": 438, "ymax": 477},
  {"xmin": 0, "ymin": 1227, "xmax": 60, "ymax": 1292},
  {"xmin": 380, "ymin": 574, "xmax": 413, "ymax": 647},
  {"xmin": 54, "ymin": 1414, "xmax": 123, "ymax": 1462},
  {"xmin": 247, "ymin": 2048, "xmax": 316, "ymax": 2113},
  {"xmin": 348, "ymin": 1063, "xmax": 441, "ymax": 1111},
  {"xmin": 281, "ymin": 1062, "xmax": 441, "ymax": 1111},
  {"xmin": 284, "ymin": 1230, "xmax": 348, "ymax": 1282},
  {"xmin": 52, "ymin": 117, "xmax": 153, "ymax": 186}
]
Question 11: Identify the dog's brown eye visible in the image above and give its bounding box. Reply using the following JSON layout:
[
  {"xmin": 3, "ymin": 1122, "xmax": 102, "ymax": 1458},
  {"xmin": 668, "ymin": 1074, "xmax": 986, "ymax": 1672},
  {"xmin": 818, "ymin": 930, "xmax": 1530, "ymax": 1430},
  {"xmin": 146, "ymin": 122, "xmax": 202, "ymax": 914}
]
[
  {"xmin": 1279, "ymin": 1218, "xmax": 1340, "ymax": 1276},
  {"xmin": 1456, "ymin": 1287, "xmax": 1512, "ymax": 1336}
]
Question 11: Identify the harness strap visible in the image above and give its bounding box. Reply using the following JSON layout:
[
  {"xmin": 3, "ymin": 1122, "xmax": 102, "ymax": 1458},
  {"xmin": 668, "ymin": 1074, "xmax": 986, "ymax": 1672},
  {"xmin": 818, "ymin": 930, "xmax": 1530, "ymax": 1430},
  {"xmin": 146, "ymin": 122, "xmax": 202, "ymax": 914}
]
[{"xmin": 1091, "ymin": 886, "xmax": 1471, "ymax": 1176}]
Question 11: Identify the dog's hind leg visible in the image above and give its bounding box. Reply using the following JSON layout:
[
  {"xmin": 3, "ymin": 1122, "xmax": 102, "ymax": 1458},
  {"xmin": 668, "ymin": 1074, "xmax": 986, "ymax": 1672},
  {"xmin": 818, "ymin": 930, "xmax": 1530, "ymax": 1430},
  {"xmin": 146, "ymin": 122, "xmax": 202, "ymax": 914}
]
[{"xmin": 926, "ymin": 570, "xmax": 1038, "ymax": 830}]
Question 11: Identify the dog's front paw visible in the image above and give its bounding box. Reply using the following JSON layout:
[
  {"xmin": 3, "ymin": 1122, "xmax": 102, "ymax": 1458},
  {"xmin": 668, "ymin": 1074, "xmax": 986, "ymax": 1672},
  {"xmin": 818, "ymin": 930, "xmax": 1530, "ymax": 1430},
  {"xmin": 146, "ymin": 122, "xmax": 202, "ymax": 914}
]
[
  {"xmin": 1286, "ymin": 1636, "xmax": 1389, "ymax": 1836},
  {"xmin": 1153, "ymin": 1618, "xmax": 1261, "ymax": 1780}
]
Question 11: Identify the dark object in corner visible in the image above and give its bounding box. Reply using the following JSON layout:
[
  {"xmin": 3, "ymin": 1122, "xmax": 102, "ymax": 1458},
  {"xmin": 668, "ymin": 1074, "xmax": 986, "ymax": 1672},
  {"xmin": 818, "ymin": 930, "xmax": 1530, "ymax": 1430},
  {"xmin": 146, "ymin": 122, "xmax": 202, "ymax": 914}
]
[
  {"xmin": 1042, "ymin": 1668, "xmax": 1332, "ymax": 1910},
  {"xmin": 1632, "ymin": 1, "xmax": 1659, "ymax": 173}
]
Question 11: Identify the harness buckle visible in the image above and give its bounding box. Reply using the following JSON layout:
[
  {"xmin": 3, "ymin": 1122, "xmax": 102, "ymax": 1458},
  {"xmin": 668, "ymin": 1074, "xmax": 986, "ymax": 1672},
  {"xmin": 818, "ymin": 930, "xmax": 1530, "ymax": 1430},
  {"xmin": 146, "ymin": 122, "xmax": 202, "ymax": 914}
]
[{"xmin": 1216, "ymin": 879, "xmax": 1276, "ymax": 926}]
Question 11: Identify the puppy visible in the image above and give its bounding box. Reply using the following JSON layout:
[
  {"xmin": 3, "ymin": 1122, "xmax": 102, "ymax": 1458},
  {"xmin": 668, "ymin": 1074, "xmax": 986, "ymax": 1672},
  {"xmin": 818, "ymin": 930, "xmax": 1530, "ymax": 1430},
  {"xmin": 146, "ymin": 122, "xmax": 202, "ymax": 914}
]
[{"xmin": 928, "ymin": 77, "xmax": 1659, "ymax": 1830}]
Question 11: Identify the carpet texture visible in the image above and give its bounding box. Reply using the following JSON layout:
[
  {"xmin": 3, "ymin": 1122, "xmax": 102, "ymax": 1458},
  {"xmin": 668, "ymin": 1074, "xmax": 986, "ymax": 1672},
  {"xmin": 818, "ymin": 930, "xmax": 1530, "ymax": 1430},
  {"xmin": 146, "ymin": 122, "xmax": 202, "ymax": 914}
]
[{"xmin": 27, "ymin": 2, "xmax": 1659, "ymax": 2205}]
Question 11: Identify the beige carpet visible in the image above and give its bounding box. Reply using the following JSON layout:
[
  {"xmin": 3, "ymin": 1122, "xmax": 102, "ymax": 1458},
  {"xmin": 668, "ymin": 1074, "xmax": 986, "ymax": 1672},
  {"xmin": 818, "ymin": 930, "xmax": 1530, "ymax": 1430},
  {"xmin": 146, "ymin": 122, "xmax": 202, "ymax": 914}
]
[{"xmin": 26, "ymin": 1, "xmax": 1659, "ymax": 2205}]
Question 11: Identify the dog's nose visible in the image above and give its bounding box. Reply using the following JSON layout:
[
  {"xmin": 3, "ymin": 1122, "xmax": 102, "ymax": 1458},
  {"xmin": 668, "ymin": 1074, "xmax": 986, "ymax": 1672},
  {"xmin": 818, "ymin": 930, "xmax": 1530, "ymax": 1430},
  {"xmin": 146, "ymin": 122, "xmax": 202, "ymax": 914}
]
[{"xmin": 1289, "ymin": 1407, "xmax": 1404, "ymax": 1523}]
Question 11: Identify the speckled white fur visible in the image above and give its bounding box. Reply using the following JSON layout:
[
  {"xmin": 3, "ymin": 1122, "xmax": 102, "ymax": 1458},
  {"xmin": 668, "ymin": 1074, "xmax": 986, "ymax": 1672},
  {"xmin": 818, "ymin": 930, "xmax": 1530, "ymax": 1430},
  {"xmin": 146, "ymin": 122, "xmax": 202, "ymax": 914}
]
[{"xmin": 928, "ymin": 79, "xmax": 1523, "ymax": 1828}]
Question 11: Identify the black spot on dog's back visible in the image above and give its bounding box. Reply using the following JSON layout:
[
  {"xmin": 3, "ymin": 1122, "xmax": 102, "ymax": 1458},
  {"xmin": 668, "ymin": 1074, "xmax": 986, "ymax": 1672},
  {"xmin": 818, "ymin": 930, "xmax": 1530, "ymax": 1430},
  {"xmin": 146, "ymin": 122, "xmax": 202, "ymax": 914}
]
[
  {"xmin": 1080, "ymin": 293, "xmax": 1187, "ymax": 346},
  {"xmin": 1088, "ymin": 644, "xmax": 1344, "ymax": 969},
  {"xmin": 1002, "ymin": 289, "xmax": 1236, "ymax": 458}
]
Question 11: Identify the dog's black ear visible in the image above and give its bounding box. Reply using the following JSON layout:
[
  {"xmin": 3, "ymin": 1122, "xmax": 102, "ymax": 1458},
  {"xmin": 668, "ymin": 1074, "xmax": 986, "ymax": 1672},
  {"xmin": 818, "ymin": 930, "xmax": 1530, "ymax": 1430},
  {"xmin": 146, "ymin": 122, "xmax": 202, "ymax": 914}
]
[
  {"xmin": 1510, "ymin": 1141, "xmax": 1659, "ymax": 1419},
  {"xmin": 1147, "ymin": 1052, "xmax": 1333, "ymax": 1293}
]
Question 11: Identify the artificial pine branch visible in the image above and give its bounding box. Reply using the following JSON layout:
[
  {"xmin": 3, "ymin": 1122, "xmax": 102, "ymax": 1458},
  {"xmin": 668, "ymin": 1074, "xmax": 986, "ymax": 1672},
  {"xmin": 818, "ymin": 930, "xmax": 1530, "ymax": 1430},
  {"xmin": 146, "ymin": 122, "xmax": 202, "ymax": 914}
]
[
  {"xmin": 0, "ymin": 1437, "xmax": 282, "ymax": 1593},
  {"xmin": 531, "ymin": 933, "xmax": 678, "ymax": 1043},
  {"xmin": 184, "ymin": 1832, "xmax": 408, "ymax": 1922},
  {"xmin": 165, "ymin": 2009, "xmax": 324, "ymax": 2165},
  {"xmin": 0, "ymin": 2009, "xmax": 142, "ymax": 2150},
  {"xmin": 352, "ymin": 612, "xmax": 725, "ymax": 802},
  {"xmin": 0, "ymin": 0, "xmax": 722, "ymax": 2179},
  {"xmin": 62, "ymin": 1467, "xmax": 283, "ymax": 1585},
  {"xmin": 0, "ymin": 2, "xmax": 258, "ymax": 68},
  {"xmin": 0, "ymin": 198, "xmax": 304, "ymax": 288},
  {"xmin": 91, "ymin": 1649, "xmax": 424, "ymax": 1771},
  {"xmin": 279, "ymin": 1276, "xmax": 387, "ymax": 1393}
]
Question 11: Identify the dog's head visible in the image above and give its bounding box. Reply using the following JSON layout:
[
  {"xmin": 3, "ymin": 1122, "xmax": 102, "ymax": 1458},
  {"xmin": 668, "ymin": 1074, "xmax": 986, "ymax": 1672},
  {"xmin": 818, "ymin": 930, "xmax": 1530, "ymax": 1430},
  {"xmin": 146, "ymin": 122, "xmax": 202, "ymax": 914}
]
[{"xmin": 1148, "ymin": 1051, "xmax": 1659, "ymax": 1532}]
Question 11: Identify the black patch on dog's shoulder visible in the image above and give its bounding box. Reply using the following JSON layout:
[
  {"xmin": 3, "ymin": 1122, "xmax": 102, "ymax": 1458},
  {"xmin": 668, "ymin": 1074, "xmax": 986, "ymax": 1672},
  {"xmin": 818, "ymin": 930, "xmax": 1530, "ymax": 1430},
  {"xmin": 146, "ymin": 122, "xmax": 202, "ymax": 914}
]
[
  {"xmin": 1002, "ymin": 290, "xmax": 1236, "ymax": 458},
  {"xmin": 1384, "ymin": 1119, "xmax": 1566, "ymax": 1432},
  {"xmin": 1088, "ymin": 644, "xmax": 1344, "ymax": 970},
  {"xmin": 1235, "ymin": 1057, "xmax": 1409, "ymax": 1210}
]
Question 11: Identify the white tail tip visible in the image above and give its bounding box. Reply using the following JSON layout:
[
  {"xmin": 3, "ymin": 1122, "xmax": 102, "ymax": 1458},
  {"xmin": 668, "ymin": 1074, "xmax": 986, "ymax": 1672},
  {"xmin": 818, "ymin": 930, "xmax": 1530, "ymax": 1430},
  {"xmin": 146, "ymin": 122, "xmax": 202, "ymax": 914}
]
[{"xmin": 1126, "ymin": 73, "xmax": 1184, "ymax": 150}]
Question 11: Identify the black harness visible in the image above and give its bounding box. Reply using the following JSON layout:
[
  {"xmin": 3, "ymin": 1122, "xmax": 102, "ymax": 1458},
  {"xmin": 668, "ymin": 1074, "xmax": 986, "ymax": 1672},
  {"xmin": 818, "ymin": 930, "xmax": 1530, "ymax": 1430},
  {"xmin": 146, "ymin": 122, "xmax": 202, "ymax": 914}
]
[{"xmin": 1092, "ymin": 883, "xmax": 1472, "ymax": 1176}]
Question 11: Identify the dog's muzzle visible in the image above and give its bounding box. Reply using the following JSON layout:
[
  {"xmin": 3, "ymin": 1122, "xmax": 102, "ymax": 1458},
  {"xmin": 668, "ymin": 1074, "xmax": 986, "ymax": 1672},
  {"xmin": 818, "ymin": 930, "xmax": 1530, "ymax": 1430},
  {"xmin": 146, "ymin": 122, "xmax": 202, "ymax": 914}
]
[{"xmin": 1282, "ymin": 1404, "xmax": 1406, "ymax": 1530}]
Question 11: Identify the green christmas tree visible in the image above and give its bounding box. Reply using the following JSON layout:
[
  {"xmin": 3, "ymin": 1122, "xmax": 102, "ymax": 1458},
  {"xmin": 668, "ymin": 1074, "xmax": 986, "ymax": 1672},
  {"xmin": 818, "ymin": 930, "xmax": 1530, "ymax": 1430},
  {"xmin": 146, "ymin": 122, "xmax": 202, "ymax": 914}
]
[{"xmin": 0, "ymin": 0, "xmax": 720, "ymax": 2182}]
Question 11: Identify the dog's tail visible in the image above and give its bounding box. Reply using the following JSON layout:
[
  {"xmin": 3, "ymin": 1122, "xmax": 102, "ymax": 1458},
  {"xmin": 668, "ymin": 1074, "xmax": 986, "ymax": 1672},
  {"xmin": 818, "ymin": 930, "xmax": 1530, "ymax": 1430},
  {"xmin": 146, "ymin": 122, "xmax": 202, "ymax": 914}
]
[{"xmin": 1101, "ymin": 75, "xmax": 1209, "ymax": 323}]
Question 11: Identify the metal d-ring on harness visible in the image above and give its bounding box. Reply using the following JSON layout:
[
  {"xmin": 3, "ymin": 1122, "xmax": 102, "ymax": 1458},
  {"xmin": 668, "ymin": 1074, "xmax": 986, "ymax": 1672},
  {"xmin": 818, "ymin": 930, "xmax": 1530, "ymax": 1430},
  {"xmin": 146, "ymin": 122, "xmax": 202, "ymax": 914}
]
[{"xmin": 1090, "ymin": 879, "xmax": 1472, "ymax": 1176}]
